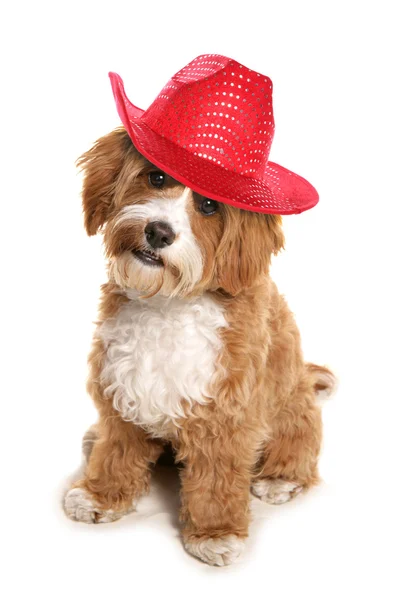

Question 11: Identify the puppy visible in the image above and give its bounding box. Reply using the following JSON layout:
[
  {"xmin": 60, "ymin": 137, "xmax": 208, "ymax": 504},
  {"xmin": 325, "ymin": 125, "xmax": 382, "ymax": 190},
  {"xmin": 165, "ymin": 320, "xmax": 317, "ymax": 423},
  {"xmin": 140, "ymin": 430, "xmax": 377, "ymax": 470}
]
[{"xmin": 64, "ymin": 127, "xmax": 335, "ymax": 566}]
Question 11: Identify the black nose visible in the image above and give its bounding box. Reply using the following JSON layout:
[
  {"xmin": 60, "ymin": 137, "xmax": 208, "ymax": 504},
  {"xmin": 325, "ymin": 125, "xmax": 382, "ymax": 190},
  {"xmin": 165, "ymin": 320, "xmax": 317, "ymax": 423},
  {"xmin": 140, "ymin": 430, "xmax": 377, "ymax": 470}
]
[{"xmin": 144, "ymin": 221, "xmax": 176, "ymax": 249}]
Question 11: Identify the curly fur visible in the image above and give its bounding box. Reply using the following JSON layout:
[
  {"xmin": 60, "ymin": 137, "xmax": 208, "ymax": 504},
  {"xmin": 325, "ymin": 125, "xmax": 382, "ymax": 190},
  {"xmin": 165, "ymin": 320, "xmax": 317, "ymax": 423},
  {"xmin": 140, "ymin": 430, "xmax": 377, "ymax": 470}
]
[
  {"xmin": 64, "ymin": 127, "xmax": 335, "ymax": 566},
  {"xmin": 98, "ymin": 290, "xmax": 227, "ymax": 437}
]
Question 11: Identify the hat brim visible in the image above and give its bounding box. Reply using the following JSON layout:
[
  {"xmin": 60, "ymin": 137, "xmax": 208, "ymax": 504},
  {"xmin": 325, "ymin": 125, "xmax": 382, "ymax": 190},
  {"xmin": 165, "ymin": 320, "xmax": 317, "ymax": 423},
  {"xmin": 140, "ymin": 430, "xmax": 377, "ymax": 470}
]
[{"xmin": 109, "ymin": 72, "xmax": 318, "ymax": 215}]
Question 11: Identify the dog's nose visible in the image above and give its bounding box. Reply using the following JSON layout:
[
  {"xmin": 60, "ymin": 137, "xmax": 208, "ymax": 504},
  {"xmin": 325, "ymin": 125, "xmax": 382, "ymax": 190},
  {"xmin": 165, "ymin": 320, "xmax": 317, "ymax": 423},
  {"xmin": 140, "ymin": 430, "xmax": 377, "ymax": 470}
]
[{"xmin": 145, "ymin": 221, "xmax": 176, "ymax": 249}]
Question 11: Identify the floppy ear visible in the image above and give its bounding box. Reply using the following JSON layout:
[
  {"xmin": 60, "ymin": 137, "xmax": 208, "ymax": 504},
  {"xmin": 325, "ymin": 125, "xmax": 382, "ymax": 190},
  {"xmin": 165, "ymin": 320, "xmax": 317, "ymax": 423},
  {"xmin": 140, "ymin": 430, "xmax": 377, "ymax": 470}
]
[
  {"xmin": 263, "ymin": 213, "xmax": 285, "ymax": 257},
  {"xmin": 77, "ymin": 127, "xmax": 133, "ymax": 235},
  {"xmin": 215, "ymin": 208, "xmax": 284, "ymax": 296}
]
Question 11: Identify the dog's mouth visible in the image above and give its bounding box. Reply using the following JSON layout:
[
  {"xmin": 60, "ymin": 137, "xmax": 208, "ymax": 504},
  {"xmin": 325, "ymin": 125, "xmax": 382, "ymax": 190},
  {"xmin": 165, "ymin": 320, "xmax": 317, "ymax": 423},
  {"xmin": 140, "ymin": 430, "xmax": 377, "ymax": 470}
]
[{"xmin": 132, "ymin": 248, "xmax": 164, "ymax": 268}]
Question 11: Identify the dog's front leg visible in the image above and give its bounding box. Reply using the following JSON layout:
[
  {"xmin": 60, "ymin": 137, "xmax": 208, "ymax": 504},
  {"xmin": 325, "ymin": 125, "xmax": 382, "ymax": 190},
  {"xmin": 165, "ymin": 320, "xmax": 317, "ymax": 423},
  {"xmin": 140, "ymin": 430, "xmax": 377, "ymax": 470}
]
[
  {"xmin": 64, "ymin": 416, "xmax": 163, "ymax": 524},
  {"xmin": 178, "ymin": 417, "xmax": 257, "ymax": 566}
]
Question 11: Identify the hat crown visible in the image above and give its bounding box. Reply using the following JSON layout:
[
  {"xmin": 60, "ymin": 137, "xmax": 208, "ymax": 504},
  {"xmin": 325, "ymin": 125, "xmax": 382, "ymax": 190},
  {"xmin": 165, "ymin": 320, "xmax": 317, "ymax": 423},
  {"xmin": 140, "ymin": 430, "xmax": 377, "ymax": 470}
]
[{"xmin": 142, "ymin": 55, "xmax": 275, "ymax": 177}]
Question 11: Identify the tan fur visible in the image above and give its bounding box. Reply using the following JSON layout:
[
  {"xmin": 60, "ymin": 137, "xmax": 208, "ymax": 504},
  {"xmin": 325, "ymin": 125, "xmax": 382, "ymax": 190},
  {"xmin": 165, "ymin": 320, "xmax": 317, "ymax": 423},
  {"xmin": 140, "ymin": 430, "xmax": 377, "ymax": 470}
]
[
  {"xmin": 67, "ymin": 127, "xmax": 335, "ymax": 558},
  {"xmin": 72, "ymin": 283, "xmax": 164, "ymax": 512}
]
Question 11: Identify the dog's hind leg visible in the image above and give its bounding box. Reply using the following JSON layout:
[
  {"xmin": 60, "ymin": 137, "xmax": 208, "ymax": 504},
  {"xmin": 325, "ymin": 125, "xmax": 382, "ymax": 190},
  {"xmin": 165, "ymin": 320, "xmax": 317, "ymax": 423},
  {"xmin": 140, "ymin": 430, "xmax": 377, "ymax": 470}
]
[
  {"xmin": 251, "ymin": 368, "xmax": 330, "ymax": 504},
  {"xmin": 81, "ymin": 423, "xmax": 99, "ymax": 465}
]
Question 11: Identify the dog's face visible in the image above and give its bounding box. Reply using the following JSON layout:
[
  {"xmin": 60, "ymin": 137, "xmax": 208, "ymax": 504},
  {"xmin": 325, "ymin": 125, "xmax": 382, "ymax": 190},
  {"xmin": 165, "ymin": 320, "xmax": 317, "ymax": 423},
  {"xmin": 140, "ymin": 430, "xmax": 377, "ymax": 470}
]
[{"xmin": 79, "ymin": 128, "xmax": 284, "ymax": 298}]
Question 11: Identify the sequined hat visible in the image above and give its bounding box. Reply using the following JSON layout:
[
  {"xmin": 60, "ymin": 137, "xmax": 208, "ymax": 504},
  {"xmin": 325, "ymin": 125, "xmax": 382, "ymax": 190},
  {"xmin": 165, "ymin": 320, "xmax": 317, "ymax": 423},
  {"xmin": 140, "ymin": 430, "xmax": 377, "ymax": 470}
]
[{"xmin": 109, "ymin": 54, "xmax": 319, "ymax": 215}]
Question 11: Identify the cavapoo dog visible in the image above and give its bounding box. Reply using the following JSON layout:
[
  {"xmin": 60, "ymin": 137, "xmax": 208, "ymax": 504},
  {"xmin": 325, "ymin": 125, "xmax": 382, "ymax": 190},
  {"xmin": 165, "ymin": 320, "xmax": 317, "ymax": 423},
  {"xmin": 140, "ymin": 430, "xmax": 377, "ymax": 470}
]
[{"xmin": 64, "ymin": 126, "xmax": 335, "ymax": 566}]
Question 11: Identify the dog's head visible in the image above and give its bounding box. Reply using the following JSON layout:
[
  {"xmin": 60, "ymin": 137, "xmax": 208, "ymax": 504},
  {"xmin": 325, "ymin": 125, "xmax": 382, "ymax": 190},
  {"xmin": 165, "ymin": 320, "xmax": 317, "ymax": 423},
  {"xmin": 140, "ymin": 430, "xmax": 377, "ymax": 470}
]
[{"xmin": 79, "ymin": 128, "xmax": 284, "ymax": 298}]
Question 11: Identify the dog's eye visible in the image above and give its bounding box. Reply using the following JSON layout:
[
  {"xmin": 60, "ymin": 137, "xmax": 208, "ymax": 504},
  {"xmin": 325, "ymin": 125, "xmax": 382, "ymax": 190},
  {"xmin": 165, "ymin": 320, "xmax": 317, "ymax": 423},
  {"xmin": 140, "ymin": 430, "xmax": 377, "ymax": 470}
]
[
  {"xmin": 148, "ymin": 171, "xmax": 166, "ymax": 188},
  {"xmin": 199, "ymin": 198, "xmax": 218, "ymax": 216}
]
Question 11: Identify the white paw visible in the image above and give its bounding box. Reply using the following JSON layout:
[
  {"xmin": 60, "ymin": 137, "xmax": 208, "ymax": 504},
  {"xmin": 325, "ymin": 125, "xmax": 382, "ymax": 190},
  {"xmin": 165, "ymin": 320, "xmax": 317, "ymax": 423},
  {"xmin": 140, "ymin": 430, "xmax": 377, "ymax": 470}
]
[
  {"xmin": 64, "ymin": 487, "xmax": 122, "ymax": 524},
  {"xmin": 251, "ymin": 479, "xmax": 303, "ymax": 505},
  {"xmin": 184, "ymin": 535, "xmax": 245, "ymax": 567}
]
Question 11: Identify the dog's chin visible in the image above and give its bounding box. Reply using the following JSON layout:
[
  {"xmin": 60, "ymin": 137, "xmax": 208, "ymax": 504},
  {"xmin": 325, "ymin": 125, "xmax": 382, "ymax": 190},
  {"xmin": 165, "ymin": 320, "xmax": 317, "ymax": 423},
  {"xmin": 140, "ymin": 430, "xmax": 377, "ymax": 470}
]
[{"xmin": 109, "ymin": 251, "xmax": 191, "ymax": 298}]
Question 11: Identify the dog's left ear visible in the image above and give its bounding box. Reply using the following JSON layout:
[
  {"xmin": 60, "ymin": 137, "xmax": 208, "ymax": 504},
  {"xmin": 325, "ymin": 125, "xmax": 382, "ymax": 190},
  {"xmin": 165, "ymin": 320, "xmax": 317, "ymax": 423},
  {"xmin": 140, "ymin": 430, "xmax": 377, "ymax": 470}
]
[
  {"xmin": 215, "ymin": 209, "xmax": 284, "ymax": 295},
  {"xmin": 263, "ymin": 213, "xmax": 285, "ymax": 257},
  {"xmin": 77, "ymin": 127, "xmax": 133, "ymax": 235}
]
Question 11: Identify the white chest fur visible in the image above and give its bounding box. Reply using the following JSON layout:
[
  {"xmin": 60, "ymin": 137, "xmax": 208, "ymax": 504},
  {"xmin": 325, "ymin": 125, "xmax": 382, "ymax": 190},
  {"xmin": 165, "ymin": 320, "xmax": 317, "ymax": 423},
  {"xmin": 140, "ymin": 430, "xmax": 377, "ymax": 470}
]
[{"xmin": 98, "ymin": 292, "xmax": 227, "ymax": 437}]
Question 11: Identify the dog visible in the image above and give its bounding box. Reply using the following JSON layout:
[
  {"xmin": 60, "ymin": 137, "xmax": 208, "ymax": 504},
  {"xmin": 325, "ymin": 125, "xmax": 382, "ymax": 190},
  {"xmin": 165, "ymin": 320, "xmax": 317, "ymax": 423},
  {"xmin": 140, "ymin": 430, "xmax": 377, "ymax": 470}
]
[{"xmin": 63, "ymin": 126, "xmax": 335, "ymax": 566}]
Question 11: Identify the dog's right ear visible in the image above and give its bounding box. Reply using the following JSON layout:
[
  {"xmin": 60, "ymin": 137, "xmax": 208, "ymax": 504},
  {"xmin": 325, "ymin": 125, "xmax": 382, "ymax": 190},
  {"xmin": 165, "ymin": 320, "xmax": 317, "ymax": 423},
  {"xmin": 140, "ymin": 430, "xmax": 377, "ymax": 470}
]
[{"xmin": 77, "ymin": 127, "xmax": 133, "ymax": 235}]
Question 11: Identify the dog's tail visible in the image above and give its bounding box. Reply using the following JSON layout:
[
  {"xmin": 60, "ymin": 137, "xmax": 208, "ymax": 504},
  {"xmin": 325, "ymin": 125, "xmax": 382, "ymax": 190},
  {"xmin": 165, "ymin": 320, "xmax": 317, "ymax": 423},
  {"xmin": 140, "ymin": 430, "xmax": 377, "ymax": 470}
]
[{"xmin": 306, "ymin": 363, "xmax": 337, "ymax": 401}]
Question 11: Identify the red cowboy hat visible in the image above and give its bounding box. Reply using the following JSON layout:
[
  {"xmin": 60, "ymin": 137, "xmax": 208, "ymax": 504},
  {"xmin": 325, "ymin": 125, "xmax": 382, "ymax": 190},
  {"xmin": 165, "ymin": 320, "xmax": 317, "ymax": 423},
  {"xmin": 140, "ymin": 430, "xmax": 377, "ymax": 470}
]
[{"xmin": 109, "ymin": 54, "xmax": 318, "ymax": 215}]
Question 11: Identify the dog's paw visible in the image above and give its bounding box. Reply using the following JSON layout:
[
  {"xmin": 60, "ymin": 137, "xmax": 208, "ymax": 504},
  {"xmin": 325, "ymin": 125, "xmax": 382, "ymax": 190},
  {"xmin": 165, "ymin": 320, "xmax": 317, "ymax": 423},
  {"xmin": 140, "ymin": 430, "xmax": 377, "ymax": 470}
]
[
  {"xmin": 251, "ymin": 479, "xmax": 303, "ymax": 505},
  {"xmin": 64, "ymin": 487, "xmax": 124, "ymax": 524},
  {"xmin": 184, "ymin": 535, "xmax": 245, "ymax": 567}
]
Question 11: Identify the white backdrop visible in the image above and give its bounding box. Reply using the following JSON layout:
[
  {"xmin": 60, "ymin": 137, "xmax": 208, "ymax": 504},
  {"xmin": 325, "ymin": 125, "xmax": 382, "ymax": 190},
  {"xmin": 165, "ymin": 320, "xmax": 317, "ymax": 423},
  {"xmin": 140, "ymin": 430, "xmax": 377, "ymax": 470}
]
[{"xmin": 2, "ymin": 1, "xmax": 395, "ymax": 598}]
